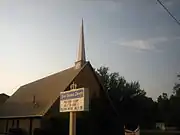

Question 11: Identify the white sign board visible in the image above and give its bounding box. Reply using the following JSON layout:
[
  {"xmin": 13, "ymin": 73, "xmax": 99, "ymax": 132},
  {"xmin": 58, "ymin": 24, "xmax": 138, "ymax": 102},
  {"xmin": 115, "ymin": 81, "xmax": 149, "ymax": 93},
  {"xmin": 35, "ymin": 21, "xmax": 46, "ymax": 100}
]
[{"xmin": 60, "ymin": 88, "xmax": 89, "ymax": 112}]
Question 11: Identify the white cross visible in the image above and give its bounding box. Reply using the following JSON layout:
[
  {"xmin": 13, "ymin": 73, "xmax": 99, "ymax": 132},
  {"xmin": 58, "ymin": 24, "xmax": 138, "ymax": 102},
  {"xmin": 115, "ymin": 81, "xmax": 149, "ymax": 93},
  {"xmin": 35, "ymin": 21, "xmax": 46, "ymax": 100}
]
[{"xmin": 70, "ymin": 82, "xmax": 77, "ymax": 89}]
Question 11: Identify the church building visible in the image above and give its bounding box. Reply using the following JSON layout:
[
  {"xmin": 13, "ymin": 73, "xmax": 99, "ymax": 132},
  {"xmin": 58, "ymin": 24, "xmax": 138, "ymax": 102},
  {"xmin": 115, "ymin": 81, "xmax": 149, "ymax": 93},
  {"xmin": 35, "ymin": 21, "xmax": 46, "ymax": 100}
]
[{"xmin": 0, "ymin": 20, "xmax": 119, "ymax": 135}]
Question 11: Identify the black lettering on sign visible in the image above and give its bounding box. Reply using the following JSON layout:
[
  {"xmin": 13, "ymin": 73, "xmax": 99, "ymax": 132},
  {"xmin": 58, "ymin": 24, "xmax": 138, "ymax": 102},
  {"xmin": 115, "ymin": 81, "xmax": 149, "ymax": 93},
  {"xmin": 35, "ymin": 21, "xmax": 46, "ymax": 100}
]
[{"xmin": 68, "ymin": 100, "xmax": 71, "ymax": 103}]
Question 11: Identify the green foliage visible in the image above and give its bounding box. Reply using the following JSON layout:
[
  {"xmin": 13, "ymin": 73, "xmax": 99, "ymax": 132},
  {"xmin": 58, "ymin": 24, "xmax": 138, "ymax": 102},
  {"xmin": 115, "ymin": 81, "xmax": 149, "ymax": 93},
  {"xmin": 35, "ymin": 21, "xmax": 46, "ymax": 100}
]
[
  {"xmin": 95, "ymin": 67, "xmax": 180, "ymax": 130},
  {"xmin": 42, "ymin": 67, "xmax": 179, "ymax": 133},
  {"xmin": 173, "ymin": 74, "xmax": 180, "ymax": 96},
  {"xmin": 156, "ymin": 74, "xmax": 180, "ymax": 128},
  {"xmin": 95, "ymin": 66, "xmax": 156, "ymax": 129}
]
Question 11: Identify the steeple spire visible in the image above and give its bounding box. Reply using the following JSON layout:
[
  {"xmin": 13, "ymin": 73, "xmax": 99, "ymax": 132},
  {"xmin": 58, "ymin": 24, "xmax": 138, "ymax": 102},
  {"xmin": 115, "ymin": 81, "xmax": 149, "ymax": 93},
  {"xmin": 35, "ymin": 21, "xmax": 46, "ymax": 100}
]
[{"xmin": 75, "ymin": 19, "xmax": 86, "ymax": 69}]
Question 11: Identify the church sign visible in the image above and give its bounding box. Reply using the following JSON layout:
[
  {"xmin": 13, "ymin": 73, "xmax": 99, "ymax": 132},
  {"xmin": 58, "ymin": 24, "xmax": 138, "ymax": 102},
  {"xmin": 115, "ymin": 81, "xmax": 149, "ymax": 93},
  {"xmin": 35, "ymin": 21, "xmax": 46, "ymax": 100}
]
[{"xmin": 60, "ymin": 88, "xmax": 89, "ymax": 112}]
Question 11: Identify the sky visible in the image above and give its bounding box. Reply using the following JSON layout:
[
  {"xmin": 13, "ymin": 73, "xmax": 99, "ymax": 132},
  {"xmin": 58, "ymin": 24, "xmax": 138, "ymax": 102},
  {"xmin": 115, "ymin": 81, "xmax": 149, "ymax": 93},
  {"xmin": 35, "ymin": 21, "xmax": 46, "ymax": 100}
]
[{"xmin": 0, "ymin": 0, "xmax": 180, "ymax": 100}]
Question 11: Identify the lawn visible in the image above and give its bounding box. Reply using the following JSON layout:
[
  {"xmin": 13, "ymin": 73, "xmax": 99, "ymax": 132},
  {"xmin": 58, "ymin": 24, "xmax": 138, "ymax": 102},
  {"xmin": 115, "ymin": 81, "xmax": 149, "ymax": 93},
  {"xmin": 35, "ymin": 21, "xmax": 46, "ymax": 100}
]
[
  {"xmin": 141, "ymin": 133, "xmax": 180, "ymax": 135},
  {"xmin": 140, "ymin": 130, "xmax": 180, "ymax": 135}
]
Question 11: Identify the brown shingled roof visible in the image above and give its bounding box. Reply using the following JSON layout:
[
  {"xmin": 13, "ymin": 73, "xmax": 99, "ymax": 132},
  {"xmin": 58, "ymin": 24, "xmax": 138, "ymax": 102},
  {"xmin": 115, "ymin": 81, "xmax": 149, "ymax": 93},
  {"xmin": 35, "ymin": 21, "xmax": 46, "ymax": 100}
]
[
  {"xmin": 0, "ymin": 93, "xmax": 9, "ymax": 105},
  {"xmin": 0, "ymin": 65, "xmax": 84, "ymax": 118}
]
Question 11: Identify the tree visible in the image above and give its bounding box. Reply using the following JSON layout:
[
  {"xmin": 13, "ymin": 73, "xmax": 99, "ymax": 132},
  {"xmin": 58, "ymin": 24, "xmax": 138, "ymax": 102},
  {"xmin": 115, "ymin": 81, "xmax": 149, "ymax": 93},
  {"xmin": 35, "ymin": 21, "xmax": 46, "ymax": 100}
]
[
  {"xmin": 167, "ymin": 73, "xmax": 180, "ymax": 128},
  {"xmin": 173, "ymin": 74, "xmax": 180, "ymax": 96},
  {"xmin": 168, "ymin": 95, "xmax": 180, "ymax": 128},
  {"xmin": 156, "ymin": 73, "xmax": 180, "ymax": 128},
  {"xmin": 157, "ymin": 93, "xmax": 170, "ymax": 124},
  {"xmin": 95, "ymin": 66, "xmax": 156, "ymax": 129},
  {"xmin": 157, "ymin": 93, "xmax": 168, "ymax": 102}
]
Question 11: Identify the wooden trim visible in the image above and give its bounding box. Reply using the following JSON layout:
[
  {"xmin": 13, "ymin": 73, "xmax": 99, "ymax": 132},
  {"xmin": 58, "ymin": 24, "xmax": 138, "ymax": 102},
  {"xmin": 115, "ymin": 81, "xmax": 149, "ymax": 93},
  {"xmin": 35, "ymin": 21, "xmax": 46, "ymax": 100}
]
[
  {"xmin": 87, "ymin": 62, "xmax": 118, "ymax": 117},
  {"xmin": 0, "ymin": 115, "xmax": 42, "ymax": 119}
]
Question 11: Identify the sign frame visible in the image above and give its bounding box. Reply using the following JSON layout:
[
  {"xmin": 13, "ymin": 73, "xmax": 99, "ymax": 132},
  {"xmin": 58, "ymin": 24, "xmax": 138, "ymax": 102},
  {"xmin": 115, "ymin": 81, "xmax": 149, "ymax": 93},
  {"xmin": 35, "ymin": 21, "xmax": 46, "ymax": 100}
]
[{"xmin": 60, "ymin": 87, "xmax": 89, "ymax": 112}]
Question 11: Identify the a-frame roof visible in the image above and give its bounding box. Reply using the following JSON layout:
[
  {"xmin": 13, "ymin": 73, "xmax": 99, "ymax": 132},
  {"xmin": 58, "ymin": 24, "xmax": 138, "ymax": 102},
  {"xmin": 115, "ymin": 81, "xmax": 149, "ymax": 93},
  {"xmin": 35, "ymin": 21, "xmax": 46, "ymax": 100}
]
[
  {"xmin": 0, "ymin": 20, "xmax": 116, "ymax": 119},
  {"xmin": 0, "ymin": 64, "xmax": 85, "ymax": 118},
  {"xmin": 0, "ymin": 93, "xmax": 9, "ymax": 105}
]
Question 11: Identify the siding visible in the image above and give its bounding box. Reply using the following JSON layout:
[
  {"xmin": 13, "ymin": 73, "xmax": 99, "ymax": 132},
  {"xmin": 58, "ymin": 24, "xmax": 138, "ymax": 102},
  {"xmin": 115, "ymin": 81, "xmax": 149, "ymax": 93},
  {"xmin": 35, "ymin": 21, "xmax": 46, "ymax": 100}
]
[{"xmin": 0, "ymin": 118, "xmax": 41, "ymax": 135}]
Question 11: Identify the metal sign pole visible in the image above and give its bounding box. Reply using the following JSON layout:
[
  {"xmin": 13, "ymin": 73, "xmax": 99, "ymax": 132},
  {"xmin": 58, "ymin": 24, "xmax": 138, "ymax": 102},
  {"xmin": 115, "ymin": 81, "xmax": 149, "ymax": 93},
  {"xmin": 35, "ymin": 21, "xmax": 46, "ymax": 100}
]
[
  {"xmin": 60, "ymin": 82, "xmax": 89, "ymax": 135},
  {"xmin": 69, "ymin": 112, "xmax": 76, "ymax": 135},
  {"xmin": 69, "ymin": 82, "xmax": 77, "ymax": 135}
]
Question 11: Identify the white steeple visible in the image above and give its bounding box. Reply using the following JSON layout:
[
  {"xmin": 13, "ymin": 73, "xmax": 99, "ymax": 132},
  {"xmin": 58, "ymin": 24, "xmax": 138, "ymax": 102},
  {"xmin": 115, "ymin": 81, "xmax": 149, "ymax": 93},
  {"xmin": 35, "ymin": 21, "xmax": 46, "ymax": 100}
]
[{"xmin": 75, "ymin": 19, "xmax": 86, "ymax": 69}]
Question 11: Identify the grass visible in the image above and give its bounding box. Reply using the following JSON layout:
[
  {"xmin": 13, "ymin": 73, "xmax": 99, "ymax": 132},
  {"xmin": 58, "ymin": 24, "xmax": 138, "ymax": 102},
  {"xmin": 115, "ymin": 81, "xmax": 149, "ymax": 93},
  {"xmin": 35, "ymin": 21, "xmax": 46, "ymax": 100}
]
[
  {"xmin": 141, "ymin": 133, "xmax": 179, "ymax": 135},
  {"xmin": 140, "ymin": 130, "xmax": 180, "ymax": 135}
]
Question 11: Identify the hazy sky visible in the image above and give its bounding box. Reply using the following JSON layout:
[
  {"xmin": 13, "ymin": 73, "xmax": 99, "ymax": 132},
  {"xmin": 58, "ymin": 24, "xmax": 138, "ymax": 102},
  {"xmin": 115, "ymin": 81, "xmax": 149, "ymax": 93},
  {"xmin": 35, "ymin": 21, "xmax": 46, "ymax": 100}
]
[{"xmin": 0, "ymin": 0, "xmax": 180, "ymax": 100}]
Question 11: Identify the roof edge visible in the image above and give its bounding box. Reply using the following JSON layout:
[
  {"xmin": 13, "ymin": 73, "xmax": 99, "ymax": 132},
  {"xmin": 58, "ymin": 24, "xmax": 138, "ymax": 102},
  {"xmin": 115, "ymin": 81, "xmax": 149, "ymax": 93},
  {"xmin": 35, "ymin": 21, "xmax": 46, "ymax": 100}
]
[
  {"xmin": 43, "ymin": 62, "xmax": 88, "ymax": 116},
  {"xmin": 87, "ymin": 62, "xmax": 119, "ymax": 117},
  {"xmin": 0, "ymin": 115, "xmax": 42, "ymax": 119},
  {"xmin": 0, "ymin": 63, "xmax": 89, "ymax": 118},
  {"xmin": 21, "ymin": 65, "xmax": 76, "ymax": 88},
  {"xmin": 64, "ymin": 62, "xmax": 88, "ymax": 90},
  {"xmin": 7, "ymin": 66, "xmax": 76, "ymax": 99}
]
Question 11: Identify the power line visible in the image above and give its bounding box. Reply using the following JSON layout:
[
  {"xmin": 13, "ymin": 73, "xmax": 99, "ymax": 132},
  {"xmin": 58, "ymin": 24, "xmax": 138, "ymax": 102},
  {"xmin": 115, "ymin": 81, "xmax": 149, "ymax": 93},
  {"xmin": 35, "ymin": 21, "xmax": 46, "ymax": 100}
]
[{"xmin": 156, "ymin": 0, "xmax": 180, "ymax": 26}]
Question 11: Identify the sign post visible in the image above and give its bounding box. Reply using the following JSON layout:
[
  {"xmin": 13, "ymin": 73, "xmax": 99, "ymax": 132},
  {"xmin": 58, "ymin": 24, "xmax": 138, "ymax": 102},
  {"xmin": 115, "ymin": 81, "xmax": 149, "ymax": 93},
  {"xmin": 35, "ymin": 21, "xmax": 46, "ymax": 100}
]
[
  {"xmin": 69, "ymin": 83, "xmax": 77, "ymax": 135},
  {"xmin": 60, "ymin": 82, "xmax": 89, "ymax": 135},
  {"xmin": 69, "ymin": 111, "xmax": 76, "ymax": 135}
]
